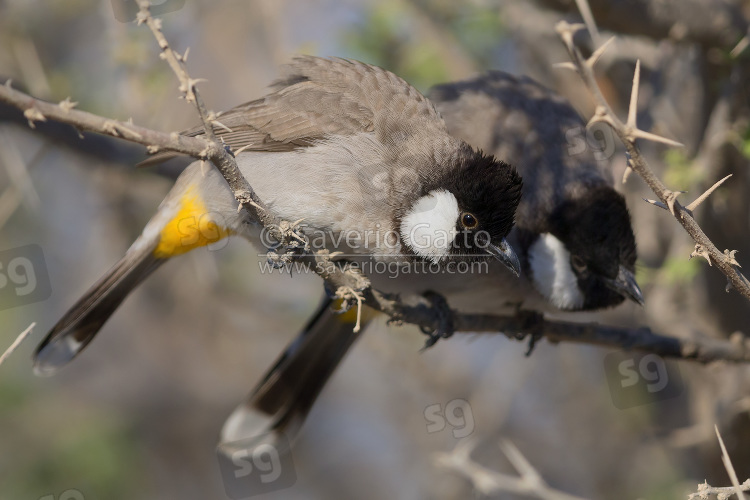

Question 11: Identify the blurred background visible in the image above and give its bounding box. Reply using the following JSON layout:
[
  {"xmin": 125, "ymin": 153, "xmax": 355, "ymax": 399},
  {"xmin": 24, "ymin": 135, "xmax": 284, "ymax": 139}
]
[{"xmin": 0, "ymin": 0, "xmax": 749, "ymax": 498}]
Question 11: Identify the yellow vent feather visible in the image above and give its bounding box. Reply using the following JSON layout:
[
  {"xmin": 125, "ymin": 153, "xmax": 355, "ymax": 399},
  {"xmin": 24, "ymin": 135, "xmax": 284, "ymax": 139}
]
[{"xmin": 153, "ymin": 187, "xmax": 233, "ymax": 258}]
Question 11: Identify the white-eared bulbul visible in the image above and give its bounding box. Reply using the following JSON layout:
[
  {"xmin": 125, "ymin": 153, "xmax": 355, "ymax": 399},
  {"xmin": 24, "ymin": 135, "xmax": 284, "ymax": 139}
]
[
  {"xmin": 219, "ymin": 71, "xmax": 644, "ymax": 447},
  {"xmin": 33, "ymin": 57, "xmax": 523, "ymax": 375}
]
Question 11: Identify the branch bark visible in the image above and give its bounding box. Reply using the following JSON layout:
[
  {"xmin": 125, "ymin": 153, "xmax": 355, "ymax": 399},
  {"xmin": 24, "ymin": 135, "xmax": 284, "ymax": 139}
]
[{"xmin": 370, "ymin": 293, "xmax": 750, "ymax": 363}]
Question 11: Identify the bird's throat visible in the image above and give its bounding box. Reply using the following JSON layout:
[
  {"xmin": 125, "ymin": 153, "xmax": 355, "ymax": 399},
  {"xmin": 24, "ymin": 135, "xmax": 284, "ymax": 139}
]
[{"xmin": 527, "ymin": 233, "xmax": 584, "ymax": 310}]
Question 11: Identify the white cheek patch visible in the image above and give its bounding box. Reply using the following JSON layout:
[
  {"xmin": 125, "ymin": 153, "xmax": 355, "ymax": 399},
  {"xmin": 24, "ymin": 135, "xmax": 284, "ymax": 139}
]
[
  {"xmin": 400, "ymin": 190, "xmax": 460, "ymax": 264},
  {"xmin": 528, "ymin": 233, "xmax": 585, "ymax": 310}
]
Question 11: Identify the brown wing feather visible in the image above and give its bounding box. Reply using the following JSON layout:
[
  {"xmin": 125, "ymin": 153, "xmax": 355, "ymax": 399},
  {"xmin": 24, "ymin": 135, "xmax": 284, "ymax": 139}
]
[{"xmin": 139, "ymin": 56, "xmax": 443, "ymax": 167}]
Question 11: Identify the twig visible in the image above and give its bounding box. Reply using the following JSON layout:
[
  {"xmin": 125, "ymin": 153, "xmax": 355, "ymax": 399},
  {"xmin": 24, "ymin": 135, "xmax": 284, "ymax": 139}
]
[
  {"xmin": 690, "ymin": 482, "xmax": 750, "ymax": 500},
  {"xmin": 731, "ymin": 32, "xmax": 750, "ymax": 58},
  {"xmin": 434, "ymin": 438, "xmax": 588, "ymax": 500},
  {"xmin": 574, "ymin": 0, "xmax": 601, "ymax": 47},
  {"xmin": 0, "ymin": 81, "xmax": 211, "ymax": 157},
  {"xmin": 134, "ymin": 0, "xmax": 274, "ymax": 232},
  {"xmin": 0, "ymin": 139, "xmax": 48, "ymax": 230},
  {"xmin": 555, "ymin": 20, "xmax": 750, "ymax": 303},
  {"xmin": 371, "ymin": 294, "xmax": 750, "ymax": 364},
  {"xmin": 540, "ymin": 0, "xmax": 747, "ymax": 50},
  {"xmin": 0, "ymin": 323, "xmax": 35, "ymax": 367},
  {"xmin": 132, "ymin": 1, "xmax": 378, "ymax": 309},
  {"xmin": 715, "ymin": 426, "xmax": 748, "ymax": 500},
  {"xmin": 688, "ymin": 428, "xmax": 750, "ymax": 499}
]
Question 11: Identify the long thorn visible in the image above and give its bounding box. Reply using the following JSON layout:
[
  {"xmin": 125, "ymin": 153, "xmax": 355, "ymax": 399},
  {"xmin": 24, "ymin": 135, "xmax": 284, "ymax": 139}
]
[
  {"xmin": 627, "ymin": 60, "xmax": 641, "ymax": 129},
  {"xmin": 574, "ymin": 0, "xmax": 601, "ymax": 47},
  {"xmin": 714, "ymin": 425, "xmax": 746, "ymax": 499},
  {"xmin": 686, "ymin": 174, "xmax": 733, "ymax": 212},
  {"xmin": 643, "ymin": 198, "xmax": 669, "ymax": 211},
  {"xmin": 632, "ymin": 129, "xmax": 684, "ymax": 148},
  {"xmin": 587, "ymin": 37, "xmax": 615, "ymax": 68}
]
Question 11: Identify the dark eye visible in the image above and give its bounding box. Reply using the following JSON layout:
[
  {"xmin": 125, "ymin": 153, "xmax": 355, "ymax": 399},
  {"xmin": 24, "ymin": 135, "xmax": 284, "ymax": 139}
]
[
  {"xmin": 461, "ymin": 212, "xmax": 478, "ymax": 229},
  {"xmin": 571, "ymin": 255, "xmax": 588, "ymax": 273}
]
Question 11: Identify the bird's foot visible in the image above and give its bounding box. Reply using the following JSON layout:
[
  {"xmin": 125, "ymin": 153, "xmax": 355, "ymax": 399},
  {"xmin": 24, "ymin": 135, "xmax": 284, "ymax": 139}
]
[
  {"xmin": 513, "ymin": 310, "xmax": 545, "ymax": 357},
  {"xmin": 419, "ymin": 291, "xmax": 455, "ymax": 351}
]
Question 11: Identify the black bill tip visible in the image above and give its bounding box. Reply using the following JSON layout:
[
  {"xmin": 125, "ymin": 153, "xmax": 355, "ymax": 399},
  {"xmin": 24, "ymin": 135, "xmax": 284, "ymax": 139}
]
[
  {"xmin": 487, "ymin": 238, "xmax": 521, "ymax": 277},
  {"xmin": 606, "ymin": 265, "xmax": 644, "ymax": 306}
]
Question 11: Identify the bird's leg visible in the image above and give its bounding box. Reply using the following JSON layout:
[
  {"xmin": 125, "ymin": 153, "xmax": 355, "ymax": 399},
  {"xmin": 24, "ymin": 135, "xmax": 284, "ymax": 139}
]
[
  {"xmin": 419, "ymin": 291, "xmax": 455, "ymax": 350},
  {"xmin": 513, "ymin": 309, "xmax": 545, "ymax": 356}
]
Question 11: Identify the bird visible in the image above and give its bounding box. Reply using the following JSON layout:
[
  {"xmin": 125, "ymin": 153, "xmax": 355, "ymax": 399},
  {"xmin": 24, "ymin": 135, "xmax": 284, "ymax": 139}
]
[
  {"xmin": 218, "ymin": 70, "xmax": 644, "ymax": 447},
  {"xmin": 424, "ymin": 71, "xmax": 642, "ymax": 313},
  {"xmin": 33, "ymin": 57, "xmax": 523, "ymax": 376}
]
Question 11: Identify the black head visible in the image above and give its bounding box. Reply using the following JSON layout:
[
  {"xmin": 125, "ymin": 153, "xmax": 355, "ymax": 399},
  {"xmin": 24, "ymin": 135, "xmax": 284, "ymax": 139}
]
[
  {"xmin": 399, "ymin": 144, "xmax": 523, "ymax": 273},
  {"xmin": 547, "ymin": 185, "xmax": 641, "ymax": 309}
]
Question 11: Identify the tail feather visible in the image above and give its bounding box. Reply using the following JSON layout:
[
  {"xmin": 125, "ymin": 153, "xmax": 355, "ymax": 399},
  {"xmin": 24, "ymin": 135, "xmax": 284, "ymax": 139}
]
[
  {"xmin": 33, "ymin": 246, "xmax": 165, "ymax": 376},
  {"xmin": 219, "ymin": 297, "xmax": 374, "ymax": 449}
]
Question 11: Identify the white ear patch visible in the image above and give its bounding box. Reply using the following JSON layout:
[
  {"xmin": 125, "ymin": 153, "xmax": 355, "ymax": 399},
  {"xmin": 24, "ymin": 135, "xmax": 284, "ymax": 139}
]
[
  {"xmin": 400, "ymin": 190, "xmax": 460, "ymax": 264},
  {"xmin": 528, "ymin": 233, "xmax": 585, "ymax": 310}
]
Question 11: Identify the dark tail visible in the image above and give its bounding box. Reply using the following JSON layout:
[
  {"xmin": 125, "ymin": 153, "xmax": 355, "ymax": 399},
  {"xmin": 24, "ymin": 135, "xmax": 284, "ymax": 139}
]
[
  {"xmin": 33, "ymin": 246, "xmax": 165, "ymax": 376},
  {"xmin": 218, "ymin": 297, "xmax": 374, "ymax": 452}
]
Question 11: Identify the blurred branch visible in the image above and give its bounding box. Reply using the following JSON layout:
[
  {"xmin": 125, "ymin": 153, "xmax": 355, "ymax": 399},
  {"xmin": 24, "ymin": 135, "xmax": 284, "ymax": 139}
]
[
  {"xmin": 0, "ymin": 136, "xmax": 48, "ymax": 230},
  {"xmin": 0, "ymin": 129, "xmax": 41, "ymax": 211},
  {"xmin": 0, "ymin": 80, "xmax": 213, "ymax": 159},
  {"xmin": 0, "ymin": 98, "xmax": 144, "ymax": 164},
  {"xmin": 434, "ymin": 438, "xmax": 588, "ymax": 500},
  {"xmin": 0, "ymin": 323, "xmax": 35, "ymax": 367},
  {"xmin": 555, "ymin": 21, "xmax": 750, "ymax": 303},
  {"xmin": 688, "ymin": 427, "xmax": 750, "ymax": 499},
  {"xmin": 539, "ymin": 0, "xmax": 747, "ymax": 50}
]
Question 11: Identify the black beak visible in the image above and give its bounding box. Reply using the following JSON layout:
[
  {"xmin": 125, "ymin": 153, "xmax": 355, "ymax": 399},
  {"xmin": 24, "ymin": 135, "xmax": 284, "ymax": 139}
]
[
  {"xmin": 604, "ymin": 265, "xmax": 644, "ymax": 306},
  {"xmin": 486, "ymin": 238, "xmax": 521, "ymax": 277}
]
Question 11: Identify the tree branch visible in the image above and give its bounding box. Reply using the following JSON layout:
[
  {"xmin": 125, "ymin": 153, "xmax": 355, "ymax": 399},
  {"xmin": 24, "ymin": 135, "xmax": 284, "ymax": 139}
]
[
  {"xmin": 434, "ymin": 438, "xmax": 589, "ymax": 500},
  {"xmin": 688, "ymin": 427, "xmax": 750, "ymax": 499},
  {"xmin": 539, "ymin": 0, "xmax": 747, "ymax": 50},
  {"xmin": 370, "ymin": 294, "xmax": 750, "ymax": 363},
  {"xmin": 555, "ymin": 21, "xmax": 750, "ymax": 303},
  {"xmin": 135, "ymin": 0, "xmax": 276, "ymax": 233}
]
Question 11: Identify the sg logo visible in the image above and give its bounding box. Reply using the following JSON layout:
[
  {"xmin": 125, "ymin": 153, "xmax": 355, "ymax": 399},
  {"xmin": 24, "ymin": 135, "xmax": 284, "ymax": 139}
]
[
  {"xmin": 604, "ymin": 352, "xmax": 684, "ymax": 409},
  {"xmin": 0, "ymin": 245, "xmax": 51, "ymax": 311},
  {"xmin": 424, "ymin": 398, "xmax": 475, "ymax": 438},
  {"xmin": 565, "ymin": 123, "xmax": 617, "ymax": 161},
  {"xmin": 217, "ymin": 432, "xmax": 297, "ymax": 499}
]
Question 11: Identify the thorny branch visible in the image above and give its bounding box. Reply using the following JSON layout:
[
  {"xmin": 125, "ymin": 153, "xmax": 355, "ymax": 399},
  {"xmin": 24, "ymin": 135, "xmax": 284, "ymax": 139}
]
[
  {"xmin": 0, "ymin": 2, "xmax": 749, "ymax": 364},
  {"xmin": 436, "ymin": 429, "xmax": 750, "ymax": 500},
  {"xmin": 376, "ymin": 296, "xmax": 750, "ymax": 363},
  {"xmin": 434, "ymin": 438, "xmax": 589, "ymax": 500},
  {"xmin": 134, "ymin": 0, "xmax": 275, "ymax": 234},
  {"xmin": 133, "ymin": 0, "xmax": 374, "ymax": 311},
  {"xmin": 688, "ymin": 427, "xmax": 750, "ymax": 500},
  {"xmin": 555, "ymin": 21, "xmax": 750, "ymax": 303}
]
